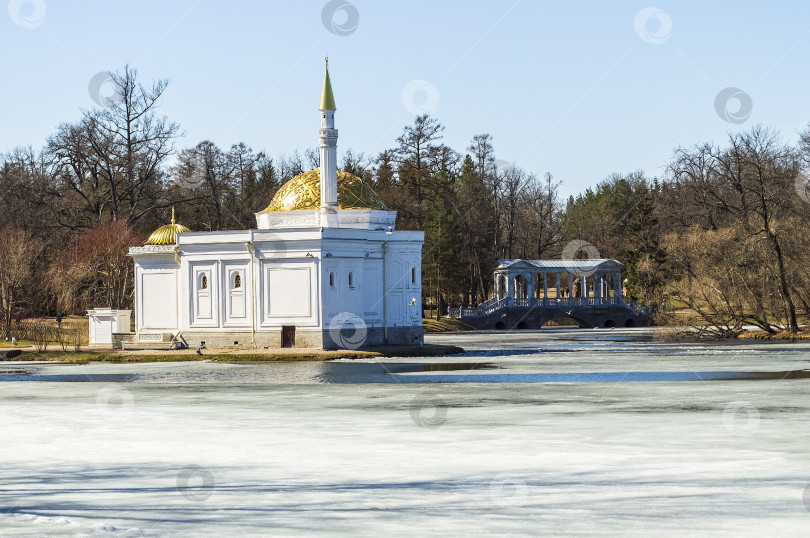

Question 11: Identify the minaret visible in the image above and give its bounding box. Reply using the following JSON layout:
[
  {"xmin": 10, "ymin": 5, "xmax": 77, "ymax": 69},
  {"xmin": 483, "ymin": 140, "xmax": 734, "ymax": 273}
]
[{"xmin": 319, "ymin": 58, "xmax": 339, "ymax": 227}]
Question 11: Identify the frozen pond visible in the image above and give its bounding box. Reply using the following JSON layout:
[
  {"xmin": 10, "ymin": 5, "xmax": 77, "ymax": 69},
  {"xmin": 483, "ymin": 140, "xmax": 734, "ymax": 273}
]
[{"xmin": 2, "ymin": 328, "xmax": 810, "ymax": 536}]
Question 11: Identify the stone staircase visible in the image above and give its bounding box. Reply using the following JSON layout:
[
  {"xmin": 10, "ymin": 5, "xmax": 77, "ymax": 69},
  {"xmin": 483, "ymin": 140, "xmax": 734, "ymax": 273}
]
[{"xmin": 113, "ymin": 332, "xmax": 177, "ymax": 350}]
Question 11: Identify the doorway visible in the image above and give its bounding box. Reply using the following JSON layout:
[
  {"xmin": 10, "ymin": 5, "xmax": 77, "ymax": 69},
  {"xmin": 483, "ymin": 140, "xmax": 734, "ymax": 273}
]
[{"xmin": 281, "ymin": 325, "xmax": 295, "ymax": 348}]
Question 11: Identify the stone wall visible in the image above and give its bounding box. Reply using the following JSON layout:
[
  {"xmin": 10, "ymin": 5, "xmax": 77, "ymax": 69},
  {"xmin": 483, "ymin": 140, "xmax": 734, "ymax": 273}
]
[
  {"xmin": 112, "ymin": 333, "xmax": 136, "ymax": 350},
  {"xmin": 177, "ymin": 326, "xmax": 424, "ymax": 350},
  {"xmin": 460, "ymin": 306, "xmax": 648, "ymax": 330}
]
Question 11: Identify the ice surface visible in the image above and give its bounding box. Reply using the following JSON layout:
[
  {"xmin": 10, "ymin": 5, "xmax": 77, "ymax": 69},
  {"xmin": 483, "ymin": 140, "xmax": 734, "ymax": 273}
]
[{"xmin": 1, "ymin": 328, "xmax": 810, "ymax": 536}]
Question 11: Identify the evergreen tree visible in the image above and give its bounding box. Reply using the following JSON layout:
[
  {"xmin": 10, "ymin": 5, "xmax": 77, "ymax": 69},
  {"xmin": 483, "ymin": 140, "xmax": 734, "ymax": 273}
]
[{"xmin": 423, "ymin": 195, "xmax": 464, "ymax": 319}]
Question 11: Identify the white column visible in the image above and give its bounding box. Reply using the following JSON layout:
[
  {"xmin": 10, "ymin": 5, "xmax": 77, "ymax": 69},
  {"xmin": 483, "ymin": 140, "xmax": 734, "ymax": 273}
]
[
  {"xmin": 594, "ymin": 272, "xmax": 602, "ymax": 302},
  {"xmin": 526, "ymin": 274, "xmax": 534, "ymax": 302},
  {"xmin": 319, "ymin": 109, "xmax": 339, "ymax": 227}
]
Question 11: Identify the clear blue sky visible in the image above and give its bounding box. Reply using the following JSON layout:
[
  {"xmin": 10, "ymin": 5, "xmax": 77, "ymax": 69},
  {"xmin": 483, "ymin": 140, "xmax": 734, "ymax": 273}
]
[{"xmin": 2, "ymin": 0, "xmax": 809, "ymax": 197}]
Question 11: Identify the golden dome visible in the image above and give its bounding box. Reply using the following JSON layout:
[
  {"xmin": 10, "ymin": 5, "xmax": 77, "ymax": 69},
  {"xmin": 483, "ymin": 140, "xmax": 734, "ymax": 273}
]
[
  {"xmin": 261, "ymin": 169, "xmax": 388, "ymax": 212},
  {"xmin": 145, "ymin": 208, "xmax": 192, "ymax": 245}
]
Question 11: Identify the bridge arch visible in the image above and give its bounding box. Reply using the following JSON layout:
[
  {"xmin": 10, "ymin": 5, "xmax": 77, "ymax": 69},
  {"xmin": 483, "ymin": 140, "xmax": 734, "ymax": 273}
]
[{"xmin": 538, "ymin": 313, "xmax": 591, "ymax": 329}]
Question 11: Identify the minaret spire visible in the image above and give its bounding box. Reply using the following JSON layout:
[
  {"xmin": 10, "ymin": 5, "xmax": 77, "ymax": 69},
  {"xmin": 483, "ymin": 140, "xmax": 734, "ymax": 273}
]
[
  {"xmin": 318, "ymin": 58, "xmax": 339, "ymax": 227},
  {"xmin": 320, "ymin": 57, "xmax": 336, "ymax": 111}
]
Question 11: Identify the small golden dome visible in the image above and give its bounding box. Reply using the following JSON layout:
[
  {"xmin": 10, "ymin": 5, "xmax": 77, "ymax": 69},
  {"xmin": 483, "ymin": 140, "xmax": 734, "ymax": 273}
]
[
  {"xmin": 261, "ymin": 169, "xmax": 388, "ymax": 212},
  {"xmin": 145, "ymin": 208, "xmax": 192, "ymax": 245}
]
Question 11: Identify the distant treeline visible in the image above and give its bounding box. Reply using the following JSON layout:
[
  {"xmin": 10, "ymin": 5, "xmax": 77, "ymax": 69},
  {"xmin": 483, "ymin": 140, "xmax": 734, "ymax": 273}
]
[{"xmin": 2, "ymin": 66, "xmax": 810, "ymax": 337}]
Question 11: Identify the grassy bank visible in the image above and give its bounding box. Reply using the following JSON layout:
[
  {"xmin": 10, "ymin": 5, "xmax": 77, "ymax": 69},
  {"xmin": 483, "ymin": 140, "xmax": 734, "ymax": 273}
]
[
  {"xmin": 17, "ymin": 351, "xmax": 379, "ymax": 363},
  {"xmin": 737, "ymin": 328, "xmax": 810, "ymax": 340},
  {"xmin": 421, "ymin": 318, "xmax": 474, "ymax": 332},
  {"xmin": 6, "ymin": 344, "xmax": 464, "ymax": 364}
]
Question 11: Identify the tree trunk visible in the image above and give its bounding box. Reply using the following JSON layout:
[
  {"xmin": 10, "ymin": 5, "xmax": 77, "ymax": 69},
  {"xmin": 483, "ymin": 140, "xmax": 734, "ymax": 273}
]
[
  {"xmin": 435, "ymin": 264, "xmax": 441, "ymax": 321},
  {"xmin": 767, "ymin": 230, "xmax": 798, "ymax": 331}
]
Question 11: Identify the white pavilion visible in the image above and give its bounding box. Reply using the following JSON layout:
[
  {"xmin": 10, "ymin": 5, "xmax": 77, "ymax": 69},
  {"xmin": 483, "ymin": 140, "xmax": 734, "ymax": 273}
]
[{"xmin": 127, "ymin": 62, "xmax": 424, "ymax": 350}]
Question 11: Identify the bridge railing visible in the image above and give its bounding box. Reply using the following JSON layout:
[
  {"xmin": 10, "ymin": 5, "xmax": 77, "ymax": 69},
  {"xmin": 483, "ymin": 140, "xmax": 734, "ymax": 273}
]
[
  {"xmin": 484, "ymin": 298, "xmax": 507, "ymax": 314},
  {"xmin": 447, "ymin": 295, "xmax": 631, "ymax": 318}
]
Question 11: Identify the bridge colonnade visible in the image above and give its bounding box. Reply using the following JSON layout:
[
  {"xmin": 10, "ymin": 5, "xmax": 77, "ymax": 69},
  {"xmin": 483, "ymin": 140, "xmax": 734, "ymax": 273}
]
[
  {"xmin": 492, "ymin": 259, "xmax": 624, "ymax": 307},
  {"xmin": 448, "ymin": 258, "xmax": 649, "ymax": 329}
]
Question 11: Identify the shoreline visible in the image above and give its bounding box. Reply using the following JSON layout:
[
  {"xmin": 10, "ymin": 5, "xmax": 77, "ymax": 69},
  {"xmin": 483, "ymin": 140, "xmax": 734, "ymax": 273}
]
[
  {"xmin": 4, "ymin": 324, "xmax": 810, "ymax": 364},
  {"xmin": 0, "ymin": 343, "xmax": 465, "ymax": 363}
]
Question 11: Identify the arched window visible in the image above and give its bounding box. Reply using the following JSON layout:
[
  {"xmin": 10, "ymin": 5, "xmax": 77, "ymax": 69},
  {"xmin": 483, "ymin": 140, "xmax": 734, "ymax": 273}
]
[
  {"xmin": 233, "ymin": 273, "xmax": 241, "ymax": 289},
  {"xmin": 348, "ymin": 272, "xmax": 354, "ymax": 287},
  {"xmin": 200, "ymin": 275, "xmax": 208, "ymax": 290},
  {"xmin": 329, "ymin": 272, "xmax": 335, "ymax": 287},
  {"xmin": 411, "ymin": 267, "xmax": 416, "ymax": 284}
]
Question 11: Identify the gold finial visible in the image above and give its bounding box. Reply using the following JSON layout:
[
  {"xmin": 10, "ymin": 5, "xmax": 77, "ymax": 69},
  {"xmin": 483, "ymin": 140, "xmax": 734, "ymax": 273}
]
[
  {"xmin": 171, "ymin": 206, "xmax": 175, "ymax": 225},
  {"xmin": 325, "ymin": 56, "xmax": 328, "ymax": 67}
]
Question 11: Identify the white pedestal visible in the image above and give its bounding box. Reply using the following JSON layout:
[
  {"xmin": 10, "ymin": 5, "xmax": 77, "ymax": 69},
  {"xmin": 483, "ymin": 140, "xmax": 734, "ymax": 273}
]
[{"xmin": 87, "ymin": 308, "xmax": 132, "ymax": 347}]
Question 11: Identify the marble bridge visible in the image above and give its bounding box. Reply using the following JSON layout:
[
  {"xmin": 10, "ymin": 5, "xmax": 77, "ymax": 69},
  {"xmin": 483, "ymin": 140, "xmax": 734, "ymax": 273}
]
[{"xmin": 447, "ymin": 259, "xmax": 650, "ymax": 330}]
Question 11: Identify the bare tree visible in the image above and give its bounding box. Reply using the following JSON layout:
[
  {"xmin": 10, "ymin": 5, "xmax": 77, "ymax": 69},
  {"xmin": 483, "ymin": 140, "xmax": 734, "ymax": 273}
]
[
  {"xmin": 498, "ymin": 166, "xmax": 532, "ymax": 259},
  {"xmin": 48, "ymin": 220, "xmax": 143, "ymax": 312},
  {"xmin": 341, "ymin": 149, "xmax": 373, "ymax": 180},
  {"xmin": 717, "ymin": 127, "xmax": 800, "ymax": 331},
  {"xmin": 522, "ymin": 172, "xmax": 563, "ymax": 258},
  {"xmin": 45, "ymin": 65, "xmax": 181, "ymax": 227},
  {"xmin": 277, "ymin": 151, "xmax": 306, "ymax": 182},
  {"xmin": 0, "ymin": 229, "xmax": 43, "ymax": 338},
  {"xmin": 666, "ymin": 126, "xmax": 802, "ymax": 332},
  {"xmin": 172, "ymin": 141, "xmax": 238, "ymax": 231},
  {"xmin": 304, "ymin": 147, "xmax": 320, "ymax": 170},
  {"xmin": 0, "ymin": 147, "xmax": 54, "ymax": 235}
]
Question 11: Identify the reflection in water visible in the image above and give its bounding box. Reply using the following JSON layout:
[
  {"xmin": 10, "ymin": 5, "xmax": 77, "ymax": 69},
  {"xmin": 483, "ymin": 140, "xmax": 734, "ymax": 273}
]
[
  {"xmin": 387, "ymin": 369, "xmax": 810, "ymax": 384},
  {"xmin": 3, "ymin": 328, "xmax": 810, "ymax": 385},
  {"xmin": 421, "ymin": 362, "xmax": 501, "ymax": 372},
  {"xmin": 1, "ymin": 361, "xmax": 809, "ymax": 385}
]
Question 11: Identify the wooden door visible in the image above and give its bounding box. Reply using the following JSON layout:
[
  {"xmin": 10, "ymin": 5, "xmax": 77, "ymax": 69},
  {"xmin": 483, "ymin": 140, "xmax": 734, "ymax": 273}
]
[{"xmin": 281, "ymin": 325, "xmax": 295, "ymax": 348}]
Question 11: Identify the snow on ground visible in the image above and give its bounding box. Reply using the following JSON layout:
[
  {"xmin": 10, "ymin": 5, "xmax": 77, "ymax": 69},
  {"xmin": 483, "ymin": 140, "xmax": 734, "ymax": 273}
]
[{"xmin": 1, "ymin": 329, "xmax": 810, "ymax": 536}]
